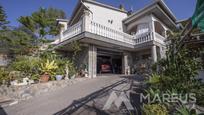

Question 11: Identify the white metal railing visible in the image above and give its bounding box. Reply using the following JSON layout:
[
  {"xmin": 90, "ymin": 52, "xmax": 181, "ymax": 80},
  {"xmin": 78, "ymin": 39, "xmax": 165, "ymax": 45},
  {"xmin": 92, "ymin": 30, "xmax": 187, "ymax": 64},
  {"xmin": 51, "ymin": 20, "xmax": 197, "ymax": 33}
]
[
  {"xmin": 89, "ymin": 21, "xmax": 135, "ymax": 45},
  {"xmin": 61, "ymin": 20, "xmax": 82, "ymax": 41},
  {"xmin": 134, "ymin": 32, "xmax": 153, "ymax": 44},
  {"xmin": 155, "ymin": 32, "xmax": 166, "ymax": 44}
]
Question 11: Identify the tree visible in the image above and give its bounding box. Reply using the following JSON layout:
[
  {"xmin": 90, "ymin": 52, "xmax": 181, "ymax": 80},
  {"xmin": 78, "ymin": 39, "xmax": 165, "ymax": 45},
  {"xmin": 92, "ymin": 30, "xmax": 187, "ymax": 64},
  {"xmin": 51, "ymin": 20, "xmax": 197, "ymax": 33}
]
[
  {"xmin": 0, "ymin": 27, "xmax": 38, "ymax": 55},
  {"xmin": 18, "ymin": 7, "xmax": 66, "ymax": 39},
  {"xmin": 0, "ymin": 5, "xmax": 9, "ymax": 29}
]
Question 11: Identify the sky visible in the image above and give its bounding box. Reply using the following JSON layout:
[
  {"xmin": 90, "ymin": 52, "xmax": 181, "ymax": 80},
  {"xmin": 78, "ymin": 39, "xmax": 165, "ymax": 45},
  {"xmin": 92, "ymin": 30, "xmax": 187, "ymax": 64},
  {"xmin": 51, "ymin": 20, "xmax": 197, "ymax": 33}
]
[{"xmin": 0, "ymin": 0, "xmax": 196, "ymax": 27}]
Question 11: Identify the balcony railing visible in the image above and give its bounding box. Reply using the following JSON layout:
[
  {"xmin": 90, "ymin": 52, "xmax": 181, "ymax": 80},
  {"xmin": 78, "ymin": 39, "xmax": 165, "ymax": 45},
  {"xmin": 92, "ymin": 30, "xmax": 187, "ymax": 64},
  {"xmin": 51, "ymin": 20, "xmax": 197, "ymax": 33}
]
[
  {"xmin": 89, "ymin": 21, "xmax": 135, "ymax": 45},
  {"xmin": 155, "ymin": 32, "xmax": 166, "ymax": 44},
  {"xmin": 62, "ymin": 20, "xmax": 82, "ymax": 41},
  {"xmin": 134, "ymin": 32, "xmax": 153, "ymax": 44},
  {"xmin": 53, "ymin": 19, "xmax": 166, "ymax": 46}
]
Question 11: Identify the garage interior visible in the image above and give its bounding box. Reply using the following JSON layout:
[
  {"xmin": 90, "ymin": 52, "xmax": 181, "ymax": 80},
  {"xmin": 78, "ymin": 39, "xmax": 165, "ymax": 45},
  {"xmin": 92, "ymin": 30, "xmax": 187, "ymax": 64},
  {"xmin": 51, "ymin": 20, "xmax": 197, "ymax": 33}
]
[{"xmin": 97, "ymin": 49, "xmax": 122, "ymax": 74}]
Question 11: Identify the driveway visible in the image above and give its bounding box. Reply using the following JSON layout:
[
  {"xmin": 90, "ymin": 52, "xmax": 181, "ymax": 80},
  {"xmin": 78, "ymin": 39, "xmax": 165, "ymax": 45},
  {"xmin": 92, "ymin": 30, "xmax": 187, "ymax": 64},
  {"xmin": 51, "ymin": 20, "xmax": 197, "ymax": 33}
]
[{"xmin": 0, "ymin": 75, "xmax": 144, "ymax": 115}]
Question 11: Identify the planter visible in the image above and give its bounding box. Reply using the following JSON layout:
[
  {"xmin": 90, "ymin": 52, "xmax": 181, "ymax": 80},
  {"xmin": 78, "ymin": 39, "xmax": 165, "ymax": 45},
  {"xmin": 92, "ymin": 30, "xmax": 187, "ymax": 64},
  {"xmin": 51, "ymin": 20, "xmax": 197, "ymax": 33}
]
[
  {"xmin": 40, "ymin": 74, "xmax": 50, "ymax": 82},
  {"xmin": 55, "ymin": 75, "xmax": 63, "ymax": 81}
]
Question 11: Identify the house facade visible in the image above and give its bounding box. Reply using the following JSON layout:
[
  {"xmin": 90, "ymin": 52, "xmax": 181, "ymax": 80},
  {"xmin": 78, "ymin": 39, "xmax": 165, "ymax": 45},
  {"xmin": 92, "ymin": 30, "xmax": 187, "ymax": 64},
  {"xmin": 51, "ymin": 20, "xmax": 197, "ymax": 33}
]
[{"xmin": 52, "ymin": 0, "xmax": 178, "ymax": 78}]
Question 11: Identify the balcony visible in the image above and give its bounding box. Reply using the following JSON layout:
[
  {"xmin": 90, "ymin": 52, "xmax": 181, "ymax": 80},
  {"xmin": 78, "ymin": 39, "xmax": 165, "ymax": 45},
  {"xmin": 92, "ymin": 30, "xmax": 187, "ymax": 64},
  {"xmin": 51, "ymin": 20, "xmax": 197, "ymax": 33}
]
[{"xmin": 52, "ymin": 19, "xmax": 166, "ymax": 47}]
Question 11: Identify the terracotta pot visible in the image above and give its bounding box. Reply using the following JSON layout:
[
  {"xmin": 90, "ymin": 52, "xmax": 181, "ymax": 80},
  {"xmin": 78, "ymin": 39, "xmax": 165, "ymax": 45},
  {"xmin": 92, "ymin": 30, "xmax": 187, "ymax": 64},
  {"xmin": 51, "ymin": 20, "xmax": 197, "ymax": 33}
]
[{"xmin": 40, "ymin": 74, "xmax": 50, "ymax": 82}]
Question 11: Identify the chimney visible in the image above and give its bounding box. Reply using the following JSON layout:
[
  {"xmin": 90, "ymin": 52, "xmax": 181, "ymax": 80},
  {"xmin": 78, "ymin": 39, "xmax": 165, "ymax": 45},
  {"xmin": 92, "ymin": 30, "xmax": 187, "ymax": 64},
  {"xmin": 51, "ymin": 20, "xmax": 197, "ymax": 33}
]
[{"xmin": 119, "ymin": 4, "xmax": 125, "ymax": 11}]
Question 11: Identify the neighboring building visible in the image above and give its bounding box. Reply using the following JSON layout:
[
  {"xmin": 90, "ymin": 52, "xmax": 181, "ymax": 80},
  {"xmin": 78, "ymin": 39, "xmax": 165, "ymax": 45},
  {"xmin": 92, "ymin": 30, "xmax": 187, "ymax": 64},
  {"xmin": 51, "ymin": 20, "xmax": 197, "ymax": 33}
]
[{"xmin": 52, "ymin": 0, "xmax": 178, "ymax": 78}]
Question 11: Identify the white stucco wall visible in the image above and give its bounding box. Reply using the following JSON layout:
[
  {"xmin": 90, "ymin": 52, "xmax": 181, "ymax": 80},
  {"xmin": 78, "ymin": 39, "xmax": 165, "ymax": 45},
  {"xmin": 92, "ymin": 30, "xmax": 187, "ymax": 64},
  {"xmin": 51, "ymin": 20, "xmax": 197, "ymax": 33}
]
[{"xmin": 84, "ymin": 2, "xmax": 127, "ymax": 31}]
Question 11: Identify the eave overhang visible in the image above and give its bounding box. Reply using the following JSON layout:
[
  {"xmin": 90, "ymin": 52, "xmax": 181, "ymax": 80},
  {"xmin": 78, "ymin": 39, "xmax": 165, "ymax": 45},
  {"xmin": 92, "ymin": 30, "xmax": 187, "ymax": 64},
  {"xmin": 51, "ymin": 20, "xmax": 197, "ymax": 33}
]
[{"xmin": 123, "ymin": 0, "xmax": 177, "ymax": 30}]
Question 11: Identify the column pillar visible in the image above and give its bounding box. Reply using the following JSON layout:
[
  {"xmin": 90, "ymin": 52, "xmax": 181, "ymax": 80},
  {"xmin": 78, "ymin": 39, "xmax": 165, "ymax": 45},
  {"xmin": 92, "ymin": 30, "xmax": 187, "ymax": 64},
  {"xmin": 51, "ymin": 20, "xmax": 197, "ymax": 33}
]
[
  {"xmin": 151, "ymin": 45, "xmax": 157, "ymax": 63},
  {"xmin": 59, "ymin": 28, "xmax": 64, "ymax": 42},
  {"xmin": 88, "ymin": 44, "xmax": 97, "ymax": 78},
  {"xmin": 123, "ymin": 52, "xmax": 131, "ymax": 75},
  {"xmin": 160, "ymin": 46, "xmax": 167, "ymax": 59},
  {"xmin": 150, "ymin": 14, "xmax": 155, "ymax": 41},
  {"xmin": 82, "ymin": 10, "xmax": 91, "ymax": 32}
]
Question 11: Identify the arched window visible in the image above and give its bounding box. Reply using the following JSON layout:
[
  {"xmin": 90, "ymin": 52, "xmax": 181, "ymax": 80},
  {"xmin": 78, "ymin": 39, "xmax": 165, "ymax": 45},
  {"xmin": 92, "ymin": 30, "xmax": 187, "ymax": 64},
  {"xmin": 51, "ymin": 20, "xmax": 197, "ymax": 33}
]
[{"xmin": 154, "ymin": 21, "xmax": 165, "ymax": 37}]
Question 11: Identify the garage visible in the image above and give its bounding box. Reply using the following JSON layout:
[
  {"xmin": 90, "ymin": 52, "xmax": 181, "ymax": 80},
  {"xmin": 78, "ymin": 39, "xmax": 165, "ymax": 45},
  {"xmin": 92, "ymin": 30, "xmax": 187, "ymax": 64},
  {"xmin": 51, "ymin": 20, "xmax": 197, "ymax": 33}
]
[{"xmin": 97, "ymin": 49, "xmax": 122, "ymax": 74}]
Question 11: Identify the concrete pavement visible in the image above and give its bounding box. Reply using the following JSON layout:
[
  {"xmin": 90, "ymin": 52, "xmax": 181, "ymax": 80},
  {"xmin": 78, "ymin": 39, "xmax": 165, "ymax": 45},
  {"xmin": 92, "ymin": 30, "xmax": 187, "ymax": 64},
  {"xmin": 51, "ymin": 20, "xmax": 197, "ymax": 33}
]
[{"xmin": 1, "ymin": 75, "xmax": 143, "ymax": 115}]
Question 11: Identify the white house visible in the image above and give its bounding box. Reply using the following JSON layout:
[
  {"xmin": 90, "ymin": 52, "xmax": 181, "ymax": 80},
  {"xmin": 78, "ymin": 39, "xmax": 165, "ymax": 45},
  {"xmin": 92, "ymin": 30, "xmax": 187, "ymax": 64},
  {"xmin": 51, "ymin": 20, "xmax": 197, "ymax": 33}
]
[{"xmin": 52, "ymin": 0, "xmax": 178, "ymax": 78}]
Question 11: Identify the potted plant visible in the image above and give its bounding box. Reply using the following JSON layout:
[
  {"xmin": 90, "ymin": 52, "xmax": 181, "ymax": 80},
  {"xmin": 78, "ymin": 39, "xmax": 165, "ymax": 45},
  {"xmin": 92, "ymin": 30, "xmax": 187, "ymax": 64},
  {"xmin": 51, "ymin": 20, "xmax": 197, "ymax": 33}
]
[
  {"xmin": 55, "ymin": 68, "xmax": 64, "ymax": 81},
  {"xmin": 39, "ymin": 59, "xmax": 58, "ymax": 82}
]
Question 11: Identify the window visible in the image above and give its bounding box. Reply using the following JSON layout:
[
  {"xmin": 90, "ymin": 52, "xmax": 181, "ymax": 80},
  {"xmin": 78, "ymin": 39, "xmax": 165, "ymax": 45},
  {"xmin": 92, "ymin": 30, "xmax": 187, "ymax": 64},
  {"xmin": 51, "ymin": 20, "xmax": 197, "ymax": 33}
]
[
  {"xmin": 108, "ymin": 20, "xmax": 113, "ymax": 24},
  {"xmin": 136, "ymin": 23, "xmax": 149, "ymax": 35}
]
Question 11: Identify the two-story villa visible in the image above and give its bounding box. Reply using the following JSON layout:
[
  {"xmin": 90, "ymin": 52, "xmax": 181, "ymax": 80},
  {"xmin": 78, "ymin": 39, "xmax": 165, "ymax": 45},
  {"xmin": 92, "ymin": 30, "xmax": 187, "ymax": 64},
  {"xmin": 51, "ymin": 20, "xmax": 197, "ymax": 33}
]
[{"xmin": 52, "ymin": 0, "xmax": 177, "ymax": 78}]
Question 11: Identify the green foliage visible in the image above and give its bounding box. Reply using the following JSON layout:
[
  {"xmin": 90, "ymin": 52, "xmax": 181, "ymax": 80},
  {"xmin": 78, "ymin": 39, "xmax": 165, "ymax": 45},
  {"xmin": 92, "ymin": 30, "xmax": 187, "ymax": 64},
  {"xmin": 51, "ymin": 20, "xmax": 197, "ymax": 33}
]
[
  {"xmin": 8, "ymin": 51, "xmax": 77, "ymax": 82},
  {"xmin": 71, "ymin": 41, "xmax": 81, "ymax": 59},
  {"xmin": 142, "ymin": 104, "xmax": 168, "ymax": 115},
  {"xmin": 175, "ymin": 105, "xmax": 196, "ymax": 115},
  {"xmin": 0, "ymin": 27, "xmax": 38, "ymax": 55},
  {"xmin": 10, "ymin": 56, "xmax": 41, "ymax": 80},
  {"xmin": 18, "ymin": 7, "xmax": 66, "ymax": 39},
  {"xmin": 147, "ymin": 73, "xmax": 161, "ymax": 84},
  {"xmin": 146, "ymin": 30, "xmax": 204, "ymax": 113},
  {"xmin": 0, "ymin": 67, "xmax": 9, "ymax": 85},
  {"xmin": 152, "ymin": 31, "xmax": 202, "ymax": 92},
  {"xmin": 39, "ymin": 59, "xmax": 58, "ymax": 76},
  {"xmin": 0, "ymin": 5, "xmax": 9, "ymax": 29},
  {"xmin": 40, "ymin": 51, "xmax": 76, "ymax": 77}
]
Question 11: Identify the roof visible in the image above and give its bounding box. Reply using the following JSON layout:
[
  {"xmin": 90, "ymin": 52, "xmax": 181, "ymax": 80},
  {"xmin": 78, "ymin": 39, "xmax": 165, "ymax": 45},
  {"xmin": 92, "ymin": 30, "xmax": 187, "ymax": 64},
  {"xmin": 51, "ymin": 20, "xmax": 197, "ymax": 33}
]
[
  {"xmin": 123, "ymin": 0, "xmax": 177, "ymax": 29},
  {"xmin": 56, "ymin": 19, "xmax": 69, "ymax": 22},
  {"xmin": 69, "ymin": 0, "xmax": 128, "ymax": 25},
  {"xmin": 83, "ymin": 0, "xmax": 128, "ymax": 13}
]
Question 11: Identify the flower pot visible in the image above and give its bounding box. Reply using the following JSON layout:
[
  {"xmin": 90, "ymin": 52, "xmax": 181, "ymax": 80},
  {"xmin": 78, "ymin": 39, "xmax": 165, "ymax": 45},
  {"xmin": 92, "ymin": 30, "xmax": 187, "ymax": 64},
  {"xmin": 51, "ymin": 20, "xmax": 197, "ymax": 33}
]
[
  {"xmin": 55, "ymin": 75, "xmax": 63, "ymax": 81},
  {"xmin": 40, "ymin": 74, "xmax": 50, "ymax": 82}
]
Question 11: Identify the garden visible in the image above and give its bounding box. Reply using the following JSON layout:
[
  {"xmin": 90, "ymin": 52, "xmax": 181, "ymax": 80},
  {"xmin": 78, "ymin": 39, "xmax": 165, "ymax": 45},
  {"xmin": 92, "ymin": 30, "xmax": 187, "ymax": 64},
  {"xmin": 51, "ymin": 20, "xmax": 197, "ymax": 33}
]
[
  {"xmin": 141, "ymin": 1, "xmax": 204, "ymax": 114},
  {"xmin": 141, "ymin": 30, "xmax": 204, "ymax": 115},
  {"xmin": 0, "ymin": 51, "xmax": 80, "ymax": 85},
  {"xmin": 0, "ymin": 6, "xmax": 85, "ymax": 86}
]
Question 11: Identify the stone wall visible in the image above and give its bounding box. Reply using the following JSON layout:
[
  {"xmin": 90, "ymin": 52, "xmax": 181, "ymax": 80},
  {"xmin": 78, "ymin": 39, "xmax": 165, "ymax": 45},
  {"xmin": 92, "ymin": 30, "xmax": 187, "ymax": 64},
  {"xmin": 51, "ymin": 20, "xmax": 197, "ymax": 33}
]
[{"xmin": 0, "ymin": 78, "xmax": 88, "ymax": 101}]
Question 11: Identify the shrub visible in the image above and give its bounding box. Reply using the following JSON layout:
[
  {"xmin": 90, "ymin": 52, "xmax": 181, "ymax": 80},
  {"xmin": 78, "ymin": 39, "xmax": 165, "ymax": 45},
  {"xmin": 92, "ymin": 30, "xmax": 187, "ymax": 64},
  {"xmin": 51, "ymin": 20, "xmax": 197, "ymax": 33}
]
[
  {"xmin": 175, "ymin": 105, "xmax": 196, "ymax": 115},
  {"xmin": 39, "ymin": 59, "xmax": 58, "ymax": 75},
  {"xmin": 10, "ymin": 56, "xmax": 41, "ymax": 80},
  {"xmin": 142, "ymin": 104, "xmax": 168, "ymax": 115},
  {"xmin": 0, "ymin": 67, "xmax": 9, "ymax": 85},
  {"xmin": 40, "ymin": 51, "xmax": 76, "ymax": 77},
  {"xmin": 146, "ymin": 31, "xmax": 204, "ymax": 113},
  {"xmin": 147, "ymin": 73, "xmax": 161, "ymax": 85}
]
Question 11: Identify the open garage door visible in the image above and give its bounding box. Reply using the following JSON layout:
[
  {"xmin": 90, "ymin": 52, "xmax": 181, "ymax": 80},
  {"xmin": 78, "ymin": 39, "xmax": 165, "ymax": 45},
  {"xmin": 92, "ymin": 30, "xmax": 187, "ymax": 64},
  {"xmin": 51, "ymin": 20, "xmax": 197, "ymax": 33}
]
[{"xmin": 97, "ymin": 49, "xmax": 122, "ymax": 74}]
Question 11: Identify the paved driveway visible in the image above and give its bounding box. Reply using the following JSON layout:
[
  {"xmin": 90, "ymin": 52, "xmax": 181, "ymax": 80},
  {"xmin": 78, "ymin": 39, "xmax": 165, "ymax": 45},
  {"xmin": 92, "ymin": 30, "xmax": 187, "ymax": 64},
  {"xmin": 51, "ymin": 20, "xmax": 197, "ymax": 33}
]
[{"xmin": 0, "ymin": 75, "xmax": 144, "ymax": 115}]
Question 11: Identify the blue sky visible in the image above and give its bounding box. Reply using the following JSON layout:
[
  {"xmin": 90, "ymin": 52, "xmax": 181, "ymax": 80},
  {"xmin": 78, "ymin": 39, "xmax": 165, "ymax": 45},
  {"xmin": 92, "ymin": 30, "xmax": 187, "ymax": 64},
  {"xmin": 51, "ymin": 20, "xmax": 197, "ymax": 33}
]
[{"xmin": 0, "ymin": 0, "xmax": 196, "ymax": 26}]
